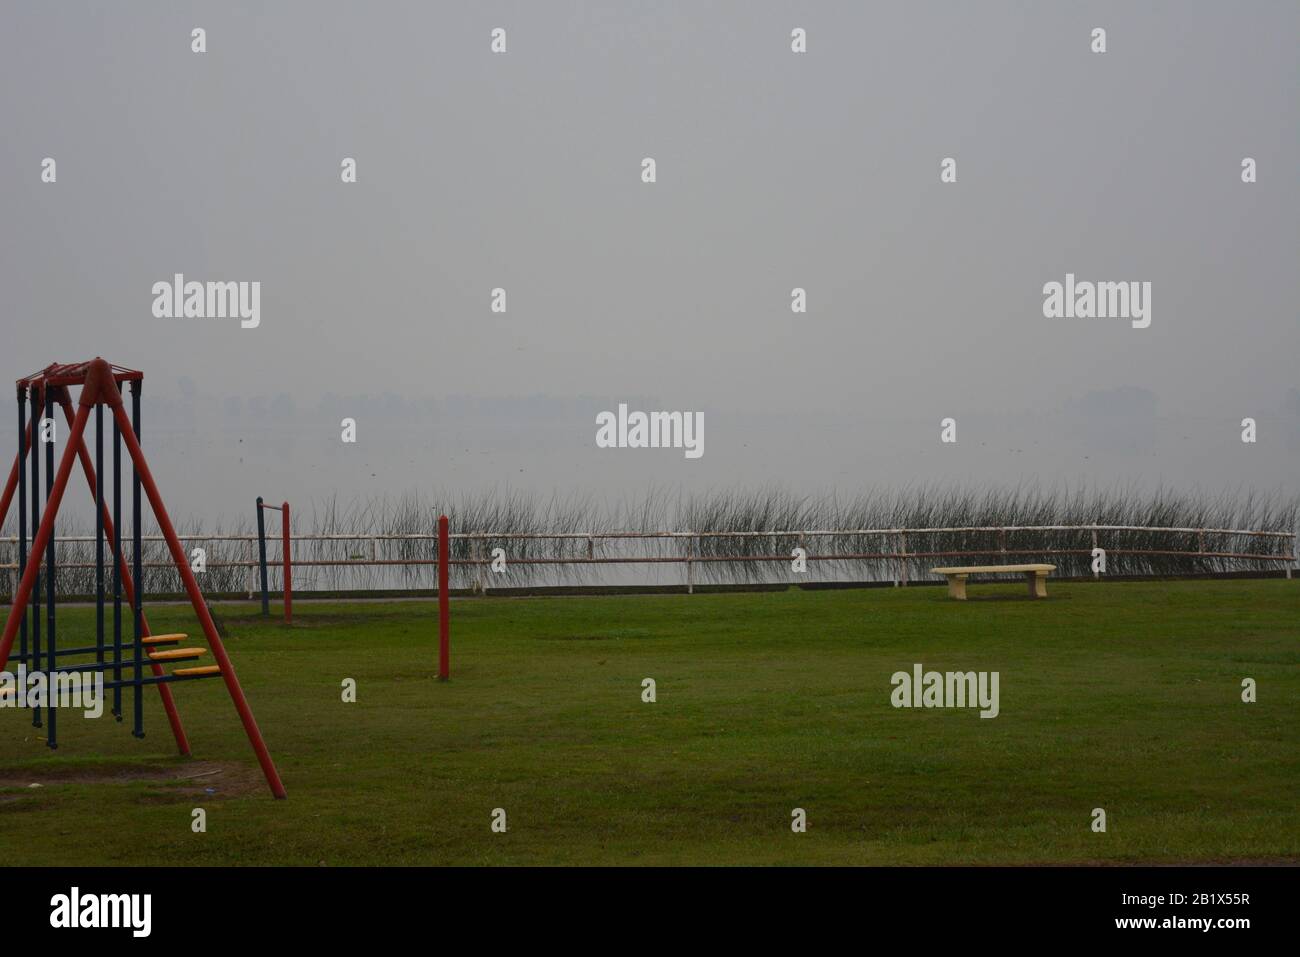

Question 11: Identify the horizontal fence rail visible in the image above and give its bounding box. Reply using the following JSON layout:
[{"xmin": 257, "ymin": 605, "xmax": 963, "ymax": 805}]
[{"xmin": 2, "ymin": 524, "xmax": 1295, "ymax": 598}]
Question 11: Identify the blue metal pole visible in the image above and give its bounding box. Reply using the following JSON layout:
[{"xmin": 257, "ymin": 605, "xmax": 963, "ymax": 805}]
[
  {"xmin": 112, "ymin": 407, "xmax": 123, "ymax": 721},
  {"xmin": 44, "ymin": 387, "xmax": 56, "ymax": 749},
  {"xmin": 256, "ymin": 497, "xmax": 270, "ymax": 615},
  {"xmin": 30, "ymin": 387, "xmax": 41, "ymax": 729},
  {"xmin": 96, "ymin": 404, "xmax": 105, "ymax": 668},
  {"xmin": 131, "ymin": 382, "xmax": 144, "ymax": 739},
  {"xmin": 16, "ymin": 387, "xmax": 28, "ymax": 670}
]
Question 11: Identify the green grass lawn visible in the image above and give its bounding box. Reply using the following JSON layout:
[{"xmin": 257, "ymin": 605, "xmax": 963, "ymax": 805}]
[{"xmin": 1, "ymin": 579, "xmax": 1296, "ymax": 865}]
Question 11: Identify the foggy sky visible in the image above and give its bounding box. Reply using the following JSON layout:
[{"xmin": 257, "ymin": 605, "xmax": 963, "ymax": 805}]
[{"xmin": 2, "ymin": 2, "xmax": 1297, "ymax": 522}]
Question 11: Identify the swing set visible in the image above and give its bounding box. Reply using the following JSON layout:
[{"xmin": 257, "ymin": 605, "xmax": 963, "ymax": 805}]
[{"xmin": 0, "ymin": 359, "xmax": 286, "ymax": 798}]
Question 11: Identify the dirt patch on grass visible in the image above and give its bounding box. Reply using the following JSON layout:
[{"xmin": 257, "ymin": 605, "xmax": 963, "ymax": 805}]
[{"xmin": 0, "ymin": 760, "xmax": 264, "ymax": 799}]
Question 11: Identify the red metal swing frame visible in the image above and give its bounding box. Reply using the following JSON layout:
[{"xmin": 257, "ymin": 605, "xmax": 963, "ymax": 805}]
[{"xmin": 0, "ymin": 359, "xmax": 286, "ymax": 798}]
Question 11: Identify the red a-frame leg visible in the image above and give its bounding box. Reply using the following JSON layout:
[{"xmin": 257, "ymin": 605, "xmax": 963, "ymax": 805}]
[
  {"xmin": 0, "ymin": 403, "xmax": 91, "ymax": 673},
  {"xmin": 105, "ymin": 385, "xmax": 286, "ymax": 798},
  {"xmin": 0, "ymin": 415, "xmax": 33, "ymax": 536}
]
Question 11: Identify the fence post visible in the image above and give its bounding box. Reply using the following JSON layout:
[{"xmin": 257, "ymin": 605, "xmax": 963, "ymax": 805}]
[
  {"xmin": 898, "ymin": 532, "xmax": 908, "ymax": 587},
  {"xmin": 999, "ymin": 528, "xmax": 1007, "ymax": 563},
  {"xmin": 686, "ymin": 534, "xmax": 695, "ymax": 595},
  {"xmin": 281, "ymin": 501, "xmax": 292, "ymax": 625},
  {"xmin": 1091, "ymin": 529, "xmax": 1099, "ymax": 579},
  {"xmin": 472, "ymin": 538, "xmax": 485, "ymax": 596}
]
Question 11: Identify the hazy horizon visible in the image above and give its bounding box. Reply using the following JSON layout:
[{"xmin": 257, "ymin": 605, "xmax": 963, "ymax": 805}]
[{"xmin": 3, "ymin": 2, "xmax": 1297, "ymax": 526}]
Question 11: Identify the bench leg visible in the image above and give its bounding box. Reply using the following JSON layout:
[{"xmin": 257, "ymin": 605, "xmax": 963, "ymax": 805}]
[
  {"xmin": 947, "ymin": 575, "xmax": 967, "ymax": 600},
  {"xmin": 1026, "ymin": 571, "xmax": 1048, "ymax": 599}
]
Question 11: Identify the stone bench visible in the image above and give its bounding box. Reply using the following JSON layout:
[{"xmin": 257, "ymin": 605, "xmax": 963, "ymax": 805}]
[{"xmin": 930, "ymin": 564, "xmax": 1056, "ymax": 600}]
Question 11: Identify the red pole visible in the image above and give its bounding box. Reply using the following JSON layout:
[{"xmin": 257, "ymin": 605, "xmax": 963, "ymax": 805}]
[
  {"xmin": 0, "ymin": 415, "xmax": 33, "ymax": 528},
  {"xmin": 281, "ymin": 501, "xmax": 292, "ymax": 625},
  {"xmin": 104, "ymin": 386, "xmax": 286, "ymax": 799},
  {"xmin": 438, "ymin": 514, "xmax": 450, "ymax": 680}
]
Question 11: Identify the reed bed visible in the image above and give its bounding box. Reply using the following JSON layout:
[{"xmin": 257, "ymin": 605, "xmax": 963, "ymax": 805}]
[{"xmin": 2, "ymin": 485, "xmax": 1295, "ymax": 598}]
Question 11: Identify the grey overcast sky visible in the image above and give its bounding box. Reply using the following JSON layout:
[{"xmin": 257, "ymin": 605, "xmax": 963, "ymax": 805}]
[{"xmin": 1, "ymin": 2, "xmax": 1297, "ymax": 521}]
